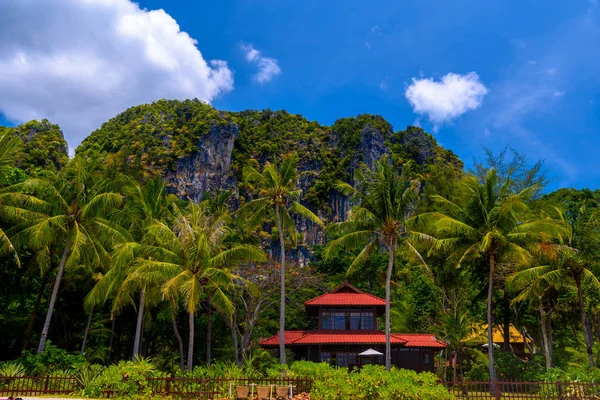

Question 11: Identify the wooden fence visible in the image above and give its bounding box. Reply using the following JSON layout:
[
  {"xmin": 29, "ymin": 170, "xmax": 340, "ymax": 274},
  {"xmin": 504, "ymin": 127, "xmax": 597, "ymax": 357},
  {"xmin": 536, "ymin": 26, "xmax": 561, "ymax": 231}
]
[
  {"xmin": 447, "ymin": 380, "xmax": 600, "ymax": 399},
  {"xmin": 4, "ymin": 376, "xmax": 600, "ymax": 399},
  {"xmin": 0, "ymin": 376, "xmax": 313, "ymax": 398}
]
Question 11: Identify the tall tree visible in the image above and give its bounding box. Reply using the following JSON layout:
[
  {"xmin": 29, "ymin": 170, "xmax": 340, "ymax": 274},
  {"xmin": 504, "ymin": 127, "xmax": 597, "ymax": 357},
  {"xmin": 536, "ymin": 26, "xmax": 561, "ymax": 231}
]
[
  {"xmin": 508, "ymin": 264, "xmax": 561, "ymax": 370},
  {"xmin": 240, "ymin": 154, "xmax": 323, "ymax": 366},
  {"xmin": 131, "ymin": 202, "xmax": 266, "ymax": 370},
  {"xmin": 538, "ymin": 207, "xmax": 600, "ymax": 367},
  {"xmin": 6, "ymin": 157, "xmax": 125, "ymax": 353},
  {"xmin": 0, "ymin": 131, "xmax": 24, "ymax": 267},
  {"xmin": 422, "ymin": 169, "xmax": 561, "ymax": 385},
  {"xmin": 324, "ymin": 156, "xmax": 424, "ymax": 371},
  {"xmin": 85, "ymin": 176, "xmax": 176, "ymax": 358}
]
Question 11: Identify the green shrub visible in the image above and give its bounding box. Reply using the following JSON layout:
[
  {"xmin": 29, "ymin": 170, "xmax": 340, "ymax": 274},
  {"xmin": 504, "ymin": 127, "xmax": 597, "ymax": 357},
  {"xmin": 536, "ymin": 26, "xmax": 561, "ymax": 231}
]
[
  {"xmin": 0, "ymin": 361, "xmax": 25, "ymax": 378},
  {"xmin": 21, "ymin": 342, "xmax": 85, "ymax": 375},
  {"xmin": 83, "ymin": 357, "xmax": 162, "ymax": 398},
  {"xmin": 277, "ymin": 362, "xmax": 454, "ymax": 400}
]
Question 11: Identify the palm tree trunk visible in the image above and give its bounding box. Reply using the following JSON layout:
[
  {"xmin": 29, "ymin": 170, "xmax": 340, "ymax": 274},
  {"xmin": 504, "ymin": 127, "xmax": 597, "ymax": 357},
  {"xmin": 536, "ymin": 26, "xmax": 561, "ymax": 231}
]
[
  {"xmin": 275, "ymin": 204, "xmax": 286, "ymax": 366},
  {"xmin": 231, "ymin": 310, "xmax": 241, "ymax": 367},
  {"xmin": 502, "ymin": 290, "xmax": 510, "ymax": 352},
  {"xmin": 21, "ymin": 273, "xmax": 49, "ymax": 354},
  {"xmin": 487, "ymin": 250, "xmax": 497, "ymax": 391},
  {"xmin": 385, "ymin": 244, "xmax": 394, "ymax": 371},
  {"xmin": 108, "ymin": 317, "xmax": 116, "ymax": 361},
  {"xmin": 206, "ymin": 301, "xmax": 212, "ymax": 364},
  {"xmin": 132, "ymin": 287, "xmax": 145, "ymax": 358},
  {"xmin": 172, "ymin": 318, "xmax": 185, "ymax": 373},
  {"xmin": 37, "ymin": 245, "xmax": 69, "ymax": 353},
  {"xmin": 187, "ymin": 311, "xmax": 194, "ymax": 371},
  {"xmin": 80, "ymin": 306, "xmax": 94, "ymax": 355},
  {"xmin": 576, "ymin": 277, "xmax": 595, "ymax": 367},
  {"xmin": 452, "ymin": 351, "xmax": 457, "ymax": 383},
  {"xmin": 547, "ymin": 315, "xmax": 553, "ymax": 363},
  {"xmin": 539, "ymin": 300, "xmax": 551, "ymax": 370}
]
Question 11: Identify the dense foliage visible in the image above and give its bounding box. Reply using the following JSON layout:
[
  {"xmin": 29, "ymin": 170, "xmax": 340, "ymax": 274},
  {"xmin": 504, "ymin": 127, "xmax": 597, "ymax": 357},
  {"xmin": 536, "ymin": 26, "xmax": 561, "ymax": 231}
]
[{"xmin": 2, "ymin": 99, "xmax": 600, "ymax": 392}]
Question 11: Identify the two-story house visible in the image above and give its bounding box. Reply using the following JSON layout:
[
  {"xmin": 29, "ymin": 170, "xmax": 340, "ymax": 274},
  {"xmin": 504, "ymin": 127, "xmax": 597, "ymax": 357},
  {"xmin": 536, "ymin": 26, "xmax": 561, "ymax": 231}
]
[{"xmin": 260, "ymin": 282, "xmax": 446, "ymax": 372}]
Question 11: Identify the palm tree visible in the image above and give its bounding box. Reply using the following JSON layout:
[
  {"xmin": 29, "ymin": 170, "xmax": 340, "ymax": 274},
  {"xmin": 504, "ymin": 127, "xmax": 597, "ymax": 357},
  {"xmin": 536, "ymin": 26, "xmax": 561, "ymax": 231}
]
[
  {"xmin": 527, "ymin": 207, "xmax": 600, "ymax": 367},
  {"xmin": 5, "ymin": 157, "xmax": 125, "ymax": 353},
  {"xmin": 85, "ymin": 176, "xmax": 176, "ymax": 358},
  {"xmin": 131, "ymin": 202, "xmax": 266, "ymax": 370},
  {"xmin": 507, "ymin": 264, "xmax": 561, "ymax": 370},
  {"xmin": 421, "ymin": 169, "xmax": 562, "ymax": 384},
  {"xmin": 323, "ymin": 156, "xmax": 424, "ymax": 371},
  {"xmin": 240, "ymin": 154, "xmax": 323, "ymax": 365},
  {"xmin": 434, "ymin": 310, "xmax": 486, "ymax": 383},
  {"xmin": 0, "ymin": 131, "xmax": 24, "ymax": 266}
]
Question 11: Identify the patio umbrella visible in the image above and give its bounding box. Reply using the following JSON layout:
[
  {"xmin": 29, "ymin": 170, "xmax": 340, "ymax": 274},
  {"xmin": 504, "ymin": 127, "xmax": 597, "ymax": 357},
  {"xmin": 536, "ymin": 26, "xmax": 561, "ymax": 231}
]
[{"xmin": 358, "ymin": 348, "xmax": 383, "ymax": 356}]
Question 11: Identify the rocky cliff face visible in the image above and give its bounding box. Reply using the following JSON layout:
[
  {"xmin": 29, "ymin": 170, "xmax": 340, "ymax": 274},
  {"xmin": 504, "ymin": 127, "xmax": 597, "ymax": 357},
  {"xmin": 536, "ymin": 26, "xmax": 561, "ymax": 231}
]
[{"xmin": 166, "ymin": 122, "xmax": 239, "ymax": 203}]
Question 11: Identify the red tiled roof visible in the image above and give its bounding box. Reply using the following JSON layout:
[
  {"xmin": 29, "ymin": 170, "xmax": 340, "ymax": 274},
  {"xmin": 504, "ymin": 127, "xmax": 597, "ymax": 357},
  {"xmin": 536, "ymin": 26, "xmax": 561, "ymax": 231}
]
[
  {"xmin": 394, "ymin": 333, "xmax": 447, "ymax": 349},
  {"xmin": 260, "ymin": 331, "xmax": 446, "ymax": 348},
  {"xmin": 305, "ymin": 293, "xmax": 387, "ymax": 307},
  {"xmin": 305, "ymin": 282, "xmax": 386, "ymax": 307},
  {"xmin": 259, "ymin": 331, "xmax": 308, "ymax": 346}
]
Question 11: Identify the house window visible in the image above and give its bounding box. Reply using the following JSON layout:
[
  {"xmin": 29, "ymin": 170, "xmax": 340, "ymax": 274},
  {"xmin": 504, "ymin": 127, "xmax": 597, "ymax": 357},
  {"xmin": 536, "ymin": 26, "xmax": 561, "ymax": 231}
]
[
  {"xmin": 424, "ymin": 353, "xmax": 431, "ymax": 365},
  {"xmin": 360, "ymin": 312, "xmax": 374, "ymax": 329},
  {"xmin": 349, "ymin": 353, "xmax": 357, "ymax": 365},
  {"xmin": 337, "ymin": 353, "xmax": 348, "ymax": 367},
  {"xmin": 320, "ymin": 352, "xmax": 331, "ymax": 363},
  {"xmin": 350, "ymin": 312, "xmax": 361, "ymax": 329},
  {"xmin": 322, "ymin": 312, "xmax": 346, "ymax": 329}
]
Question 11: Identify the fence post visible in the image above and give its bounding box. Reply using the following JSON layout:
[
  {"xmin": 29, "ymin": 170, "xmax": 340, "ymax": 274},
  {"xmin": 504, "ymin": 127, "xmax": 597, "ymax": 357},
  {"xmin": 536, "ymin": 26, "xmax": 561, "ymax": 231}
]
[
  {"xmin": 557, "ymin": 381, "xmax": 562, "ymax": 398},
  {"xmin": 493, "ymin": 379, "xmax": 500, "ymax": 400},
  {"xmin": 44, "ymin": 376, "xmax": 50, "ymax": 393}
]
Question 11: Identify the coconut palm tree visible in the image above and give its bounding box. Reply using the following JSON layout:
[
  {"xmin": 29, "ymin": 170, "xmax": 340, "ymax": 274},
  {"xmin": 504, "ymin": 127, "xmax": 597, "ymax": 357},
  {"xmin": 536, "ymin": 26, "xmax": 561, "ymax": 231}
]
[
  {"xmin": 85, "ymin": 176, "xmax": 176, "ymax": 358},
  {"xmin": 323, "ymin": 156, "xmax": 425, "ymax": 371},
  {"xmin": 0, "ymin": 131, "xmax": 24, "ymax": 266},
  {"xmin": 5, "ymin": 157, "xmax": 125, "ymax": 353},
  {"xmin": 240, "ymin": 154, "xmax": 323, "ymax": 365},
  {"xmin": 421, "ymin": 169, "xmax": 563, "ymax": 384},
  {"xmin": 507, "ymin": 264, "xmax": 562, "ymax": 370},
  {"xmin": 521, "ymin": 207, "xmax": 600, "ymax": 367},
  {"xmin": 131, "ymin": 202, "xmax": 266, "ymax": 370},
  {"xmin": 434, "ymin": 310, "xmax": 486, "ymax": 383}
]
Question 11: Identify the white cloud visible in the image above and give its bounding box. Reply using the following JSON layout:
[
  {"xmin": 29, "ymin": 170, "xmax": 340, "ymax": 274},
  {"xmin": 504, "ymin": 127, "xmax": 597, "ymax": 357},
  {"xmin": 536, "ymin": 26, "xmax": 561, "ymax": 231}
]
[
  {"xmin": 0, "ymin": 0, "xmax": 234, "ymax": 150},
  {"xmin": 380, "ymin": 76, "xmax": 389, "ymax": 90},
  {"xmin": 239, "ymin": 43, "xmax": 281, "ymax": 84},
  {"xmin": 405, "ymin": 72, "xmax": 488, "ymax": 129}
]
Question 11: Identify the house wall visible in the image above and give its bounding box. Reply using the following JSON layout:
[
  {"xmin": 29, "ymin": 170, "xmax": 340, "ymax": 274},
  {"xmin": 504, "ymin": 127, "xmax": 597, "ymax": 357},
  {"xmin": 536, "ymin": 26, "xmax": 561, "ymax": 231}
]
[{"xmin": 289, "ymin": 345, "xmax": 436, "ymax": 372}]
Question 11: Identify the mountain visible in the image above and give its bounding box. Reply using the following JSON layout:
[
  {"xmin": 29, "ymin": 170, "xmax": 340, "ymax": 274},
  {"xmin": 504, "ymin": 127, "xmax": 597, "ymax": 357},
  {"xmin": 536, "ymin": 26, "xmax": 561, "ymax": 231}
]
[
  {"xmin": 1, "ymin": 119, "xmax": 69, "ymax": 177},
  {"xmin": 74, "ymin": 99, "xmax": 463, "ymax": 257}
]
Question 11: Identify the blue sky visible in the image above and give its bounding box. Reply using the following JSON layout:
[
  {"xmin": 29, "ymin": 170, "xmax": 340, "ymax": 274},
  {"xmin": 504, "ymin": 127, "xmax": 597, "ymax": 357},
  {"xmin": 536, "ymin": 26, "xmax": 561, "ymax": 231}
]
[{"xmin": 1, "ymin": 0, "xmax": 599, "ymax": 190}]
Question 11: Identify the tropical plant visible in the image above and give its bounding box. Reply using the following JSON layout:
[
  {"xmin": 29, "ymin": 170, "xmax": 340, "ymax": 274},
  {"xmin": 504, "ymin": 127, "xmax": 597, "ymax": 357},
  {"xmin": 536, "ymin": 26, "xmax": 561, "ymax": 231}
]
[
  {"xmin": 0, "ymin": 131, "xmax": 23, "ymax": 267},
  {"xmin": 507, "ymin": 263, "xmax": 563, "ymax": 370},
  {"xmin": 5, "ymin": 157, "xmax": 125, "ymax": 353},
  {"xmin": 240, "ymin": 153, "xmax": 323, "ymax": 365},
  {"xmin": 433, "ymin": 310, "xmax": 486, "ymax": 383},
  {"xmin": 517, "ymin": 207, "xmax": 600, "ymax": 367},
  {"xmin": 324, "ymin": 155, "xmax": 424, "ymax": 371},
  {"xmin": 421, "ymin": 169, "xmax": 562, "ymax": 384},
  {"xmin": 130, "ymin": 202, "xmax": 266, "ymax": 370},
  {"xmin": 85, "ymin": 176, "xmax": 176, "ymax": 358}
]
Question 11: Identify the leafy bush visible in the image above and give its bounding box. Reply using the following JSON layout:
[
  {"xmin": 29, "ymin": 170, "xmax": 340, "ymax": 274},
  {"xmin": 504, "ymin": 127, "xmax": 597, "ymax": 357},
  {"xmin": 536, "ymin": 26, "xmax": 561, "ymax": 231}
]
[
  {"xmin": 21, "ymin": 342, "xmax": 85, "ymax": 375},
  {"xmin": 274, "ymin": 362, "xmax": 454, "ymax": 400},
  {"xmin": 0, "ymin": 361, "xmax": 25, "ymax": 377},
  {"xmin": 82, "ymin": 357, "xmax": 163, "ymax": 398}
]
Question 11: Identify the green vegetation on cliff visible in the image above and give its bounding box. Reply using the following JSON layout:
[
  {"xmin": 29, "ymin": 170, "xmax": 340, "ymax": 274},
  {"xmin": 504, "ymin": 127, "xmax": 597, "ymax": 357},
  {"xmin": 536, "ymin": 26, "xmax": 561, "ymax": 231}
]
[
  {"xmin": 76, "ymin": 99, "xmax": 463, "ymax": 214},
  {"xmin": 0, "ymin": 119, "xmax": 68, "ymax": 178}
]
